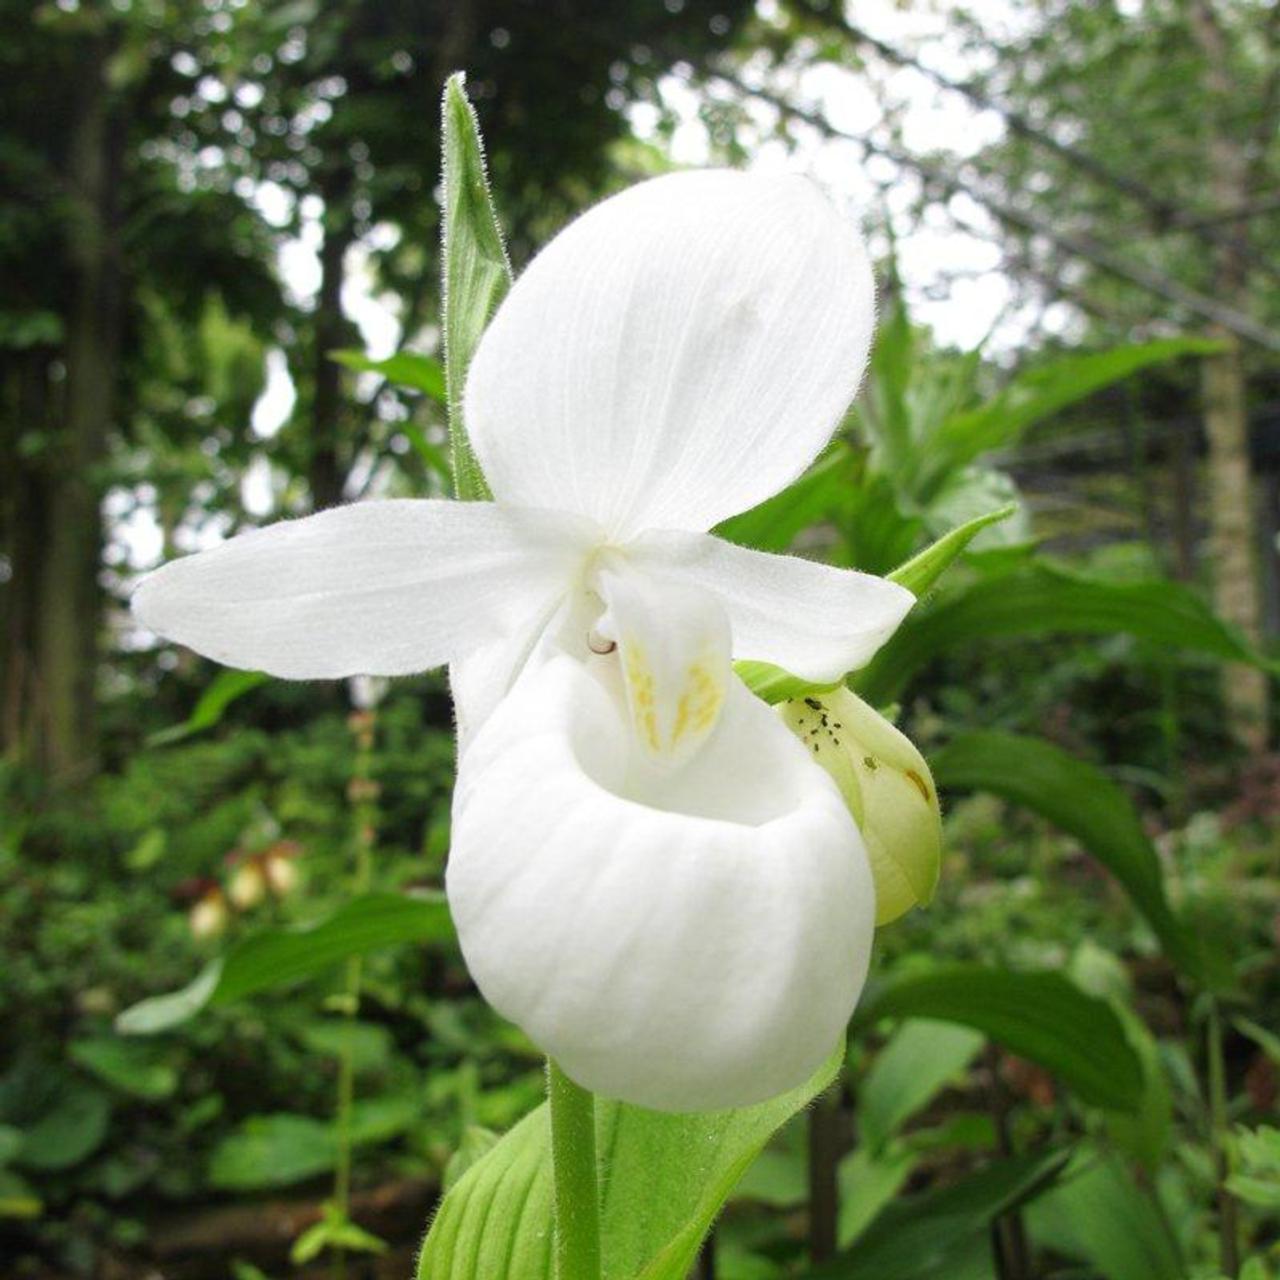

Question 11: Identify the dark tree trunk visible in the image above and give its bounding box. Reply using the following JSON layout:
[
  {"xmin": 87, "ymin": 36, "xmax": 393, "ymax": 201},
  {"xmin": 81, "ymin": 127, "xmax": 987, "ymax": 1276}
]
[
  {"xmin": 309, "ymin": 177, "xmax": 356, "ymax": 512},
  {"xmin": 8, "ymin": 36, "xmax": 123, "ymax": 783}
]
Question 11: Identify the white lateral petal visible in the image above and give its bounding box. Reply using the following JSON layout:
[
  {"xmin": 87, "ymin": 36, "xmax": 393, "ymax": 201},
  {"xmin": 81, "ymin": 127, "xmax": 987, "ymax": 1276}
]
[
  {"xmin": 465, "ymin": 170, "xmax": 875, "ymax": 539},
  {"xmin": 132, "ymin": 500, "xmax": 596, "ymax": 679},
  {"xmin": 447, "ymin": 654, "xmax": 875, "ymax": 1112},
  {"xmin": 628, "ymin": 530, "xmax": 916, "ymax": 682}
]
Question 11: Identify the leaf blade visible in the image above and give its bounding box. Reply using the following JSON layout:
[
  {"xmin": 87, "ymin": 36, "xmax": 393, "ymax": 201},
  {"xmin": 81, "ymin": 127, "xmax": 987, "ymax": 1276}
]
[
  {"xmin": 852, "ymin": 967, "xmax": 1144, "ymax": 1112},
  {"xmin": 441, "ymin": 73, "xmax": 510, "ymax": 501},
  {"xmin": 116, "ymin": 893, "xmax": 454, "ymax": 1034},
  {"xmin": 930, "ymin": 731, "xmax": 1204, "ymax": 980},
  {"xmin": 418, "ymin": 1043, "xmax": 842, "ymax": 1279}
]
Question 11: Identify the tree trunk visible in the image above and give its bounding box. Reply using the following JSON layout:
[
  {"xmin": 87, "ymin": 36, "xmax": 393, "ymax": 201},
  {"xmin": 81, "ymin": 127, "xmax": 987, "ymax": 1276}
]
[
  {"xmin": 309, "ymin": 179, "xmax": 356, "ymax": 511},
  {"xmin": 1190, "ymin": 0, "xmax": 1270, "ymax": 753},
  {"xmin": 1199, "ymin": 330, "xmax": 1268, "ymax": 750},
  {"xmin": 1, "ymin": 353, "xmax": 54, "ymax": 762},
  {"xmin": 11, "ymin": 36, "xmax": 123, "ymax": 782}
]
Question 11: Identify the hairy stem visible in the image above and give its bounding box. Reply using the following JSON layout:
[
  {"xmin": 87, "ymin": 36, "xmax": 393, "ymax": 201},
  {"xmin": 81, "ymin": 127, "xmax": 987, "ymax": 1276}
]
[{"xmin": 548, "ymin": 1061, "xmax": 602, "ymax": 1280}]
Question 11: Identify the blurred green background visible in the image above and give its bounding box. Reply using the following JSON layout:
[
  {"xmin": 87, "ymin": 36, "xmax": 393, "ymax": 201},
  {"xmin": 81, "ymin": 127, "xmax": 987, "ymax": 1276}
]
[{"xmin": 2, "ymin": 1, "xmax": 1278, "ymax": 1277}]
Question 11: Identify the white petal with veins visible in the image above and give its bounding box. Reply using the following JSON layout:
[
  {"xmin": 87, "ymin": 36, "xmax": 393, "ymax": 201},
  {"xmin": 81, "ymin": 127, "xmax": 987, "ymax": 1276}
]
[
  {"xmin": 132, "ymin": 499, "xmax": 597, "ymax": 679},
  {"xmin": 447, "ymin": 653, "xmax": 876, "ymax": 1112},
  {"xmin": 464, "ymin": 170, "xmax": 876, "ymax": 540},
  {"xmin": 629, "ymin": 530, "xmax": 916, "ymax": 682}
]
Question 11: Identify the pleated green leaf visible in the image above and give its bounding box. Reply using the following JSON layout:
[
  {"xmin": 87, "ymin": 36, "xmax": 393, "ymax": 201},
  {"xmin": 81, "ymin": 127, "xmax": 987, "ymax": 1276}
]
[{"xmin": 418, "ymin": 1043, "xmax": 842, "ymax": 1279}]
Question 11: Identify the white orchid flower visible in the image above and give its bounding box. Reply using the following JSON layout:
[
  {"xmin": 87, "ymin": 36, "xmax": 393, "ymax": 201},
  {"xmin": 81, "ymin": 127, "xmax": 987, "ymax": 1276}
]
[{"xmin": 133, "ymin": 170, "xmax": 914, "ymax": 1112}]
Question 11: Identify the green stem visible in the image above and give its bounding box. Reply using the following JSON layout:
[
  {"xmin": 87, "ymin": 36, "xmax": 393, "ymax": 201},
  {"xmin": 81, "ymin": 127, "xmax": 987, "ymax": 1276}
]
[
  {"xmin": 329, "ymin": 710, "xmax": 378, "ymax": 1280},
  {"xmin": 548, "ymin": 1060, "xmax": 602, "ymax": 1280},
  {"xmin": 332, "ymin": 955, "xmax": 361, "ymax": 1280},
  {"xmin": 1207, "ymin": 1000, "xmax": 1240, "ymax": 1278}
]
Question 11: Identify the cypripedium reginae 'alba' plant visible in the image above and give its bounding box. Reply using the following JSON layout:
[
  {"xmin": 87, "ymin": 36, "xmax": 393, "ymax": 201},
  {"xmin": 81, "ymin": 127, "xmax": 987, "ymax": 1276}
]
[{"xmin": 132, "ymin": 169, "xmax": 916, "ymax": 1112}]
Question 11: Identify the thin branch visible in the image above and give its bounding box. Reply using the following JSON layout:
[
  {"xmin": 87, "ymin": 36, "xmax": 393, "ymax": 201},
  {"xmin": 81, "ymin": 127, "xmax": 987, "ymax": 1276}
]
[
  {"xmin": 790, "ymin": 3, "xmax": 1280, "ymax": 280},
  {"xmin": 715, "ymin": 75, "xmax": 1280, "ymax": 352}
]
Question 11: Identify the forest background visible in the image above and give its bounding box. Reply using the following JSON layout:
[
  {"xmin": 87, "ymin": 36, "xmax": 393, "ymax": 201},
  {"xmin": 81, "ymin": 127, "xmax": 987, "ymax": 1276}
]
[{"xmin": 2, "ymin": 1, "xmax": 1279, "ymax": 1278}]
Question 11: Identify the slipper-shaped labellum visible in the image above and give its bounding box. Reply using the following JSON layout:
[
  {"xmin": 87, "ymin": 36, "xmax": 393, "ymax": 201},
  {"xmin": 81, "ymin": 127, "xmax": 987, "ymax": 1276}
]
[{"xmin": 133, "ymin": 170, "xmax": 915, "ymax": 1112}]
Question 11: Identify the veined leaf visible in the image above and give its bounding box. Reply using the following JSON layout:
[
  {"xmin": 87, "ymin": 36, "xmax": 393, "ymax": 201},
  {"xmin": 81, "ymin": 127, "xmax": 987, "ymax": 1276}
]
[
  {"xmin": 809, "ymin": 1148, "xmax": 1071, "ymax": 1280},
  {"xmin": 1026, "ymin": 1147, "xmax": 1185, "ymax": 1280},
  {"xmin": 208, "ymin": 1093, "xmax": 420, "ymax": 1192},
  {"xmin": 852, "ymin": 967, "xmax": 1144, "ymax": 1112},
  {"xmin": 397, "ymin": 420, "xmax": 453, "ymax": 484},
  {"xmin": 145, "ymin": 669, "xmax": 269, "ymax": 747},
  {"xmin": 68, "ymin": 1038, "xmax": 178, "ymax": 1101},
  {"xmin": 328, "ymin": 348, "xmax": 446, "ymax": 400},
  {"xmin": 930, "ymin": 731, "xmax": 1205, "ymax": 981},
  {"xmin": 716, "ymin": 445, "xmax": 857, "ymax": 553},
  {"xmin": 441, "ymin": 73, "xmax": 509, "ymax": 501},
  {"xmin": 116, "ymin": 892, "xmax": 454, "ymax": 1034},
  {"xmin": 858, "ymin": 1020, "xmax": 984, "ymax": 1150},
  {"xmin": 930, "ymin": 336, "xmax": 1224, "ymax": 477},
  {"xmin": 886, "ymin": 505, "xmax": 1017, "ymax": 598},
  {"xmin": 418, "ymin": 1043, "xmax": 842, "ymax": 1279},
  {"xmin": 16, "ymin": 1086, "xmax": 111, "ymax": 1173},
  {"xmin": 857, "ymin": 563, "xmax": 1270, "ymax": 704}
]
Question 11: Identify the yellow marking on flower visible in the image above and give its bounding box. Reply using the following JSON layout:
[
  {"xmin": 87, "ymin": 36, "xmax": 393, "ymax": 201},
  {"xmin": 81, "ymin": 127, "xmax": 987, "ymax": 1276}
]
[
  {"xmin": 624, "ymin": 644, "xmax": 725, "ymax": 760},
  {"xmin": 624, "ymin": 643, "xmax": 663, "ymax": 754}
]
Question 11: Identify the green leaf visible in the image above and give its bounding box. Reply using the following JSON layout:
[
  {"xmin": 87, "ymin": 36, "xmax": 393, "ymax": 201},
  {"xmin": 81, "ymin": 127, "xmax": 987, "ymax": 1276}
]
[
  {"xmin": 123, "ymin": 827, "xmax": 167, "ymax": 873},
  {"xmin": 857, "ymin": 563, "xmax": 1271, "ymax": 705},
  {"xmin": 292, "ymin": 1202, "xmax": 389, "ymax": 1264},
  {"xmin": 329, "ymin": 348, "xmax": 446, "ymax": 400},
  {"xmin": 930, "ymin": 732, "xmax": 1204, "ymax": 981},
  {"xmin": 209, "ymin": 1095, "xmax": 420, "ymax": 1192},
  {"xmin": 858, "ymin": 1020, "xmax": 984, "ymax": 1150},
  {"xmin": 441, "ymin": 73, "xmax": 510, "ymax": 501},
  {"xmin": 716, "ymin": 446, "xmax": 857, "ymax": 553},
  {"xmin": 1236, "ymin": 1017, "xmax": 1280, "ymax": 1065},
  {"xmin": 442, "ymin": 1125, "xmax": 501, "ymax": 1194},
  {"xmin": 811, "ymin": 1148, "xmax": 1071, "ymax": 1279},
  {"xmin": 0, "ymin": 1126, "xmax": 23, "ymax": 1166},
  {"xmin": 931, "ymin": 337, "xmax": 1224, "ymax": 474},
  {"xmin": 837, "ymin": 1143, "xmax": 918, "ymax": 1249},
  {"xmin": 0, "ymin": 1169, "xmax": 42, "ymax": 1220},
  {"xmin": 17, "ymin": 1085, "xmax": 111, "ymax": 1172},
  {"xmin": 418, "ymin": 1042, "xmax": 842, "ymax": 1279},
  {"xmin": 852, "ymin": 967, "xmax": 1144, "ymax": 1112},
  {"xmin": 146, "ymin": 669, "xmax": 270, "ymax": 747},
  {"xmin": 117, "ymin": 892, "xmax": 454, "ymax": 1034},
  {"xmin": 1026, "ymin": 1147, "xmax": 1184, "ymax": 1280},
  {"xmin": 397, "ymin": 420, "xmax": 453, "ymax": 484},
  {"xmin": 886, "ymin": 505, "xmax": 1018, "ymax": 598},
  {"xmin": 295, "ymin": 1019, "xmax": 394, "ymax": 1074},
  {"xmin": 1228, "ymin": 1175, "xmax": 1280, "ymax": 1209},
  {"xmin": 209, "ymin": 1114, "xmax": 334, "ymax": 1191},
  {"xmin": 68, "ymin": 1037, "xmax": 178, "ymax": 1101},
  {"xmin": 734, "ymin": 1146, "xmax": 808, "ymax": 1209},
  {"xmin": 734, "ymin": 661, "xmax": 839, "ymax": 706}
]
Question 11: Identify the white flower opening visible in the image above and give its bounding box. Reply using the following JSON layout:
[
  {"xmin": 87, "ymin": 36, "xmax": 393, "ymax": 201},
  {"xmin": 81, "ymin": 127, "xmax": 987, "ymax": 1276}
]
[{"xmin": 131, "ymin": 169, "xmax": 915, "ymax": 1112}]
